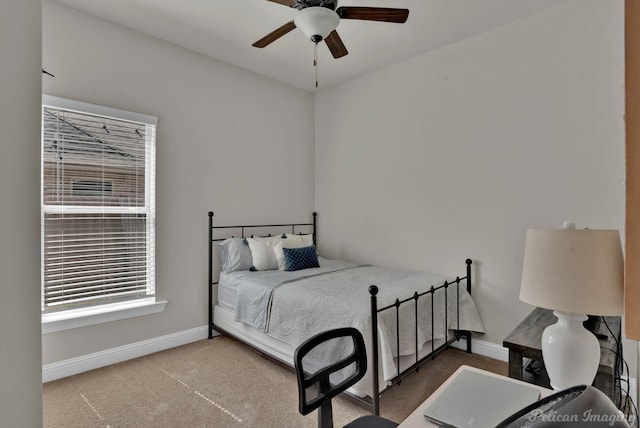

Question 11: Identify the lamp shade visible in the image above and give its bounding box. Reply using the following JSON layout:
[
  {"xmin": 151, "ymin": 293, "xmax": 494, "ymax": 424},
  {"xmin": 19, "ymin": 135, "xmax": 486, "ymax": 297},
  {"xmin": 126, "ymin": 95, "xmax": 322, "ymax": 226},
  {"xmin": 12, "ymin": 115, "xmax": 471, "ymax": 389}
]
[{"xmin": 519, "ymin": 229, "xmax": 624, "ymax": 316}]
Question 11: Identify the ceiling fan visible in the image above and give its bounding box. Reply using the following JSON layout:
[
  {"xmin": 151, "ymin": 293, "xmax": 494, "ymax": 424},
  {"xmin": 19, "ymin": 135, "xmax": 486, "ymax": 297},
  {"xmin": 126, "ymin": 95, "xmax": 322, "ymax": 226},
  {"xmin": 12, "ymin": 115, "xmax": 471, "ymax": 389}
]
[{"xmin": 252, "ymin": 0, "xmax": 410, "ymax": 59}]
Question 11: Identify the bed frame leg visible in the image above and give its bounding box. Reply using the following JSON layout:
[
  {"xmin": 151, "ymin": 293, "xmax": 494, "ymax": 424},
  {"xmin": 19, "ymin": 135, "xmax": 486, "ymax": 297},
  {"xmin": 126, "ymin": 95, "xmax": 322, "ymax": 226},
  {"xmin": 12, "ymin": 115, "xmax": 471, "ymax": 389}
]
[
  {"xmin": 369, "ymin": 285, "xmax": 380, "ymax": 416},
  {"xmin": 208, "ymin": 211, "xmax": 214, "ymax": 340},
  {"xmin": 465, "ymin": 259, "xmax": 473, "ymax": 353}
]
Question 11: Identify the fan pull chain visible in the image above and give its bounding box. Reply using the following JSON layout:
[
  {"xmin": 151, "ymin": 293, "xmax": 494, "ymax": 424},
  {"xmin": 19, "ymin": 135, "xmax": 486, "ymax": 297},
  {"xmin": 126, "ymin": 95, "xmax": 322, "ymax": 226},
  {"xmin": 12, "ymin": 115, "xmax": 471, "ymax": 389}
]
[{"xmin": 314, "ymin": 43, "xmax": 318, "ymax": 88}]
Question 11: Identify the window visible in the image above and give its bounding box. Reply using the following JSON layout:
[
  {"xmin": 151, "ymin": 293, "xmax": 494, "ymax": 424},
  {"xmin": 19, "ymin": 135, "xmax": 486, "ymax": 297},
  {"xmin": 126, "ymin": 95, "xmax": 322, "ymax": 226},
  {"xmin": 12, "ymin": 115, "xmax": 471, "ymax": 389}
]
[{"xmin": 41, "ymin": 95, "xmax": 158, "ymax": 324}]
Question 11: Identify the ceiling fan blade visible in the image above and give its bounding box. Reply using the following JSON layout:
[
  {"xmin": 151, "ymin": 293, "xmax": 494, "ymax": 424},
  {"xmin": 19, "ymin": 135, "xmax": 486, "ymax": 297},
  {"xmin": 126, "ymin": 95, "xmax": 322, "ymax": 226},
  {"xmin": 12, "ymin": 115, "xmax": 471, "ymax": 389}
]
[
  {"xmin": 252, "ymin": 21, "xmax": 297, "ymax": 48},
  {"xmin": 336, "ymin": 7, "xmax": 409, "ymax": 23},
  {"xmin": 264, "ymin": 0, "xmax": 297, "ymax": 6},
  {"xmin": 325, "ymin": 30, "xmax": 348, "ymax": 58}
]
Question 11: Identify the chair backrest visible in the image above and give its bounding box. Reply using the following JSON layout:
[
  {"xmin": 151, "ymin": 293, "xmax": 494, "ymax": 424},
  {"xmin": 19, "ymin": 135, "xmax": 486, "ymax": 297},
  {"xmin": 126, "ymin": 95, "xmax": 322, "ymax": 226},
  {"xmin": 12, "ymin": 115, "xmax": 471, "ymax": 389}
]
[{"xmin": 294, "ymin": 327, "xmax": 367, "ymax": 427}]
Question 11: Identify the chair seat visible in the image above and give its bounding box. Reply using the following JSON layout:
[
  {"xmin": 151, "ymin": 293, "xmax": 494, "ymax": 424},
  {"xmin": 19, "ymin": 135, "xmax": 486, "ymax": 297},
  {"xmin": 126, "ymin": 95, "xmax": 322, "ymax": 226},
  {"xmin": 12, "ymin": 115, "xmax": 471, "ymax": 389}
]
[{"xmin": 344, "ymin": 415, "xmax": 399, "ymax": 428}]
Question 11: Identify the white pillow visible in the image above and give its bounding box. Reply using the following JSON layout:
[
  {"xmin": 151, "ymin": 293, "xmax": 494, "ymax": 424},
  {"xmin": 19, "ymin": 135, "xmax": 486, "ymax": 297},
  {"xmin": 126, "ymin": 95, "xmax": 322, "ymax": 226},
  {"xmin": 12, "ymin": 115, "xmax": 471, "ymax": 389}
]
[
  {"xmin": 271, "ymin": 235, "xmax": 314, "ymax": 270},
  {"xmin": 246, "ymin": 236, "xmax": 283, "ymax": 271},
  {"xmin": 285, "ymin": 233, "xmax": 314, "ymax": 247}
]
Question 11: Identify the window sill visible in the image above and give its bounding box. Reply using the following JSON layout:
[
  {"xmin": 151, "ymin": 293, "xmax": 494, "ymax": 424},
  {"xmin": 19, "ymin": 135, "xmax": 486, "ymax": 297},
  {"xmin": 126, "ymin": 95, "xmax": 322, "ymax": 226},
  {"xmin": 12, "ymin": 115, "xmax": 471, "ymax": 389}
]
[{"xmin": 42, "ymin": 299, "xmax": 167, "ymax": 334}]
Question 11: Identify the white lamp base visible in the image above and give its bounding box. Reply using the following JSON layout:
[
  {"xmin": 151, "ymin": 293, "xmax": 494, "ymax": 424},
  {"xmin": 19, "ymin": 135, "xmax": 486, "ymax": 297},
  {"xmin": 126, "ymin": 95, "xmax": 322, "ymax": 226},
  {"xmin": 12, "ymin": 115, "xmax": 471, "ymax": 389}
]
[{"xmin": 541, "ymin": 311, "xmax": 600, "ymax": 390}]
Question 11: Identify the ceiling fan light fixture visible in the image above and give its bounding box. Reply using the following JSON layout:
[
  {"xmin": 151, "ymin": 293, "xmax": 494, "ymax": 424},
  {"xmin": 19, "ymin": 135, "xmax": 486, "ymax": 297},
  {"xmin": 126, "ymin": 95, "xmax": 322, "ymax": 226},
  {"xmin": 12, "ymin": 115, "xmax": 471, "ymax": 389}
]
[{"xmin": 294, "ymin": 6, "xmax": 340, "ymax": 43}]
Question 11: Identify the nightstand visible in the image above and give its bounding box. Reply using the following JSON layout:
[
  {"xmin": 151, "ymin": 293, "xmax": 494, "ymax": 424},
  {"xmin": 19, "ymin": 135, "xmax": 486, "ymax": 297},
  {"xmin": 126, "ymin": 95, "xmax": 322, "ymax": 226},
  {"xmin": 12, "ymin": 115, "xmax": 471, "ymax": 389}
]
[{"xmin": 503, "ymin": 307, "xmax": 621, "ymax": 401}]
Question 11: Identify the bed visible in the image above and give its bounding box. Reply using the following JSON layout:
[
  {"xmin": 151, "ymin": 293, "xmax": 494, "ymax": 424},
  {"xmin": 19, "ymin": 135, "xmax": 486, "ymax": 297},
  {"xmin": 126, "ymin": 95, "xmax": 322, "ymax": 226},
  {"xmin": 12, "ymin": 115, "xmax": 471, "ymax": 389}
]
[{"xmin": 207, "ymin": 211, "xmax": 485, "ymax": 415}]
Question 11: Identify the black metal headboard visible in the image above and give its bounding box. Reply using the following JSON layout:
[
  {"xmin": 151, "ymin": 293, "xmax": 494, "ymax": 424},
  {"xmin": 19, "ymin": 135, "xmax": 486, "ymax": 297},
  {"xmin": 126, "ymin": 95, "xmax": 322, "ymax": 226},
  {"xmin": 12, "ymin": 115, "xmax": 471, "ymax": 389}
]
[{"xmin": 207, "ymin": 211, "xmax": 317, "ymax": 339}]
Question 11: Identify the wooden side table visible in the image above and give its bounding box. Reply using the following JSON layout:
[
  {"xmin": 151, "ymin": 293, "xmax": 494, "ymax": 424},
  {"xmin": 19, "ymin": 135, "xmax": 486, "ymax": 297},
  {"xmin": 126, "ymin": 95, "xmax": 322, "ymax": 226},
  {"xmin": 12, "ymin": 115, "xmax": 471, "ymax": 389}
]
[{"xmin": 503, "ymin": 307, "xmax": 621, "ymax": 400}]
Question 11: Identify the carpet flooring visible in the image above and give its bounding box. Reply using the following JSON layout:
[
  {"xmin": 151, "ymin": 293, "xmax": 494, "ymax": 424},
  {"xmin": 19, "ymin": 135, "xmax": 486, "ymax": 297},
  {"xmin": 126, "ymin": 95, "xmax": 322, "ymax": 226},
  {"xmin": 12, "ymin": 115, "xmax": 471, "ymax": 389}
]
[{"xmin": 43, "ymin": 336, "xmax": 507, "ymax": 427}]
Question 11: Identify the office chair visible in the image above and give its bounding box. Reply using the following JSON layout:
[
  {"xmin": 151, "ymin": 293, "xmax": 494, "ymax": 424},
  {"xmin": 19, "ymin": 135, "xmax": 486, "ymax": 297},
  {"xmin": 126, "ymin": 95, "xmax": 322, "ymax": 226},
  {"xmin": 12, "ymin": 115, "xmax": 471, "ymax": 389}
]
[{"xmin": 294, "ymin": 327, "xmax": 398, "ymax": 428}]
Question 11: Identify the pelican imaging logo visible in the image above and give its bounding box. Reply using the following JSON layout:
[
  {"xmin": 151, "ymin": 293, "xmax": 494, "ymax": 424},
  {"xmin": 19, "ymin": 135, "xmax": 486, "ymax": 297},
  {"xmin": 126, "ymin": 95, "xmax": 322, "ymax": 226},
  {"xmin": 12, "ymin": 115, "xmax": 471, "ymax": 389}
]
[{"xmin": 527, "ymin": 408, "xmax": 635, "ymax": 426}]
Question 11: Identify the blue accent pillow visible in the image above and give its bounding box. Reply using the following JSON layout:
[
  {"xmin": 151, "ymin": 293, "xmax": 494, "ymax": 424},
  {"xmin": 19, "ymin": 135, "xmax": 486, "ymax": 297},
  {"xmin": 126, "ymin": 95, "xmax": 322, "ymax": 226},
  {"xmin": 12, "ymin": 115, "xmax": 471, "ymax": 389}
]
[{"xmin": 283, "ymin": 245, "xmax": 320, "ymax": 271}]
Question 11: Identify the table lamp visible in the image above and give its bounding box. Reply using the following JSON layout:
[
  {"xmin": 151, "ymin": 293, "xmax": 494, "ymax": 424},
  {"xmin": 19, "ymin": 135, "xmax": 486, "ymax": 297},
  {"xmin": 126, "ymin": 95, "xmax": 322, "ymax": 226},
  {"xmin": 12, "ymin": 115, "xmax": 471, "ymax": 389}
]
[{"xmin": 519, "ymin": 225, "xmax": 624, "ymax": 391}]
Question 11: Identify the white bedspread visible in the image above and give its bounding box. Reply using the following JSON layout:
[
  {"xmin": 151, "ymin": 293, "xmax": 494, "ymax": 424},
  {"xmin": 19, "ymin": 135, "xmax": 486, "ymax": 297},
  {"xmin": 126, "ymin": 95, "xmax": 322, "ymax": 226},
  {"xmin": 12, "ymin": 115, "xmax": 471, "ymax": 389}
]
[{"xmin": 264, "ymin": 264, "xmax": 485, "ymax": 396}]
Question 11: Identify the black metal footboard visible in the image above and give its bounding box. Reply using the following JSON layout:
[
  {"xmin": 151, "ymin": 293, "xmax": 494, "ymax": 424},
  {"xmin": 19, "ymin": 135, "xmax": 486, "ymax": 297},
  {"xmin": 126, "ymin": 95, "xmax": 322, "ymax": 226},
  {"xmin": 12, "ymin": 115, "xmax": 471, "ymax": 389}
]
[{"xmin": 368, "ymin": 259, "xmax": 473, "ymax": 416}]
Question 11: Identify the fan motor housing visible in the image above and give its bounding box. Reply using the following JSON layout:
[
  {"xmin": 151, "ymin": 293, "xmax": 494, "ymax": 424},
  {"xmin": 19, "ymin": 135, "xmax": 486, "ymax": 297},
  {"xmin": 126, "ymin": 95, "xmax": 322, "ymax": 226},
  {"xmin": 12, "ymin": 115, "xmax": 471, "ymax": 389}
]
[{"xmin": 295, "ymin": 0, "xmax": 338, "ymax": 11}]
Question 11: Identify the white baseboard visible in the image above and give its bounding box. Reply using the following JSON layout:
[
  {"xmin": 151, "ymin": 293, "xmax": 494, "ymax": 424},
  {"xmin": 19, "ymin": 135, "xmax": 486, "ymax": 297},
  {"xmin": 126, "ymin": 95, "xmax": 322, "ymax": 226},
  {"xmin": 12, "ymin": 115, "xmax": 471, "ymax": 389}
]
[
  {"xmin": 43, "ymin": 328, "xmax": 496, "ymax": 384},
  {"xmin": 450, "ymin": 336, "xmax": 509, "ymax": 361},
  {"xmin": 42, "ymin": 325, "xmax": 209, "ymax": 383}
]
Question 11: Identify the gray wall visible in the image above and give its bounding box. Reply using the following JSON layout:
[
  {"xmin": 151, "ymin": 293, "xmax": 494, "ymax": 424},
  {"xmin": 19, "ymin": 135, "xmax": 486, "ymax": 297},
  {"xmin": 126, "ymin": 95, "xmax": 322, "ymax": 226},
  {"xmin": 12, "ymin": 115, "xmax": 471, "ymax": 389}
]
[
  {"xmin": 0, "ymin": 0, "xmax": 43, "ymax": 426},
  {"xmin": 315, "ymin": 0, "xmax": 627, "ymax": 356},
  {"xmin": 41, "ymin": 0, "xmax": 315, "ymax": 364}
]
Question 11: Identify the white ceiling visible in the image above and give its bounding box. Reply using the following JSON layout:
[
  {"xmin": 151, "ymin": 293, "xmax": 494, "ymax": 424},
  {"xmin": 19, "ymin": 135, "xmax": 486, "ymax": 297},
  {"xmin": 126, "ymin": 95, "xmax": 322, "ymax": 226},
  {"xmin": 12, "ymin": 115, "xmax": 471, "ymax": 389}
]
[{"xmin": 53, "ymin": 0, "xmax": 564, "ymax": 92}]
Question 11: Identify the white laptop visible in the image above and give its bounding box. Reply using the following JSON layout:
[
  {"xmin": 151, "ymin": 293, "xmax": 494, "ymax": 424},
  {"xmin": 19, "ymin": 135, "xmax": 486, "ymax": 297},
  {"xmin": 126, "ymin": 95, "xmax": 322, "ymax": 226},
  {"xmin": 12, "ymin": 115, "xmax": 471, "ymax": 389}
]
[{"xmin": 423, "ymin": 367, "xmax": 542, "ymax": 427}]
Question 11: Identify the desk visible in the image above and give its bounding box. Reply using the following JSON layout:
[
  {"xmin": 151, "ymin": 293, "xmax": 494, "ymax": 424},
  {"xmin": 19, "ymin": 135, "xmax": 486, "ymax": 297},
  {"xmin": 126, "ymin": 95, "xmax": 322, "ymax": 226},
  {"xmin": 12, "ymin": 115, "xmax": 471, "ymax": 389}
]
[
  {"xmin": 502, "ymin": 308, "xmax": 620, "ymax": 400},
  {"xmin": 398, "ymin": 365, "xmax": 551, "ymax": 427}
]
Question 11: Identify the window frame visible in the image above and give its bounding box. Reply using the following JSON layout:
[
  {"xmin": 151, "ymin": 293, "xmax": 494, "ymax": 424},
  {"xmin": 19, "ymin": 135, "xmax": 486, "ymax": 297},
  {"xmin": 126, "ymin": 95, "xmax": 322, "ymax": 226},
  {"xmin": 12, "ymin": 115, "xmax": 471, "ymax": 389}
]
[{"xmin": 41, "ymin": 95, "xmax": 165, "ymax": 333}]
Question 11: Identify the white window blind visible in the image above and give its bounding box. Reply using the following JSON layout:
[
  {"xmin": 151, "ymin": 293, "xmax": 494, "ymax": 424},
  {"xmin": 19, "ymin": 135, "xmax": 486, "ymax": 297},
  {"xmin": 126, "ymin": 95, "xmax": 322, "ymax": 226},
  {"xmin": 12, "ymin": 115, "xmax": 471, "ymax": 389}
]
[{"xmin": 41, "ymin": 95, "xmax": 157, "ymax": 313}]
